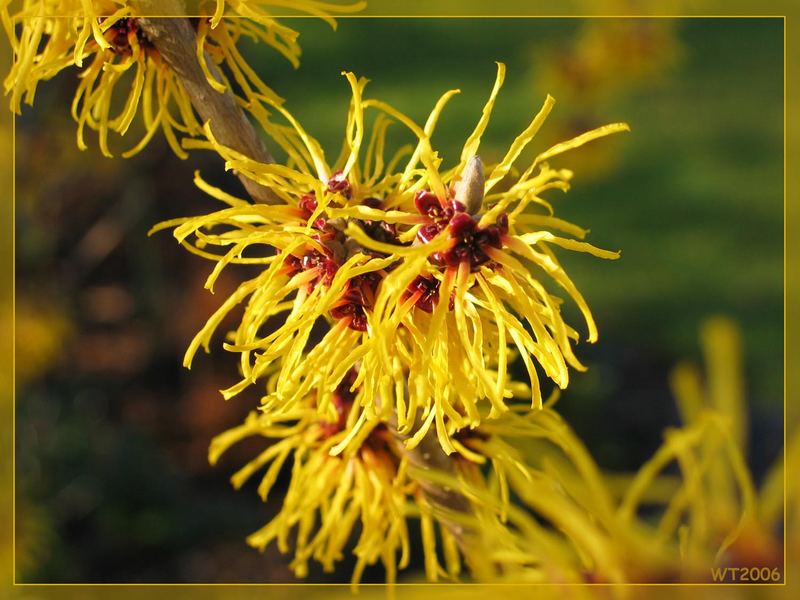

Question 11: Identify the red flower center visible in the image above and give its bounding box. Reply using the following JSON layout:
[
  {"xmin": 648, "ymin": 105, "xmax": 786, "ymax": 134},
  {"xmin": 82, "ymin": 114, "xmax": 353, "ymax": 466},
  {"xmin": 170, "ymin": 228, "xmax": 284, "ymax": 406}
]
[{"xmin": 413, "ymin": 189, "xmax": 508, "ymax": 271}]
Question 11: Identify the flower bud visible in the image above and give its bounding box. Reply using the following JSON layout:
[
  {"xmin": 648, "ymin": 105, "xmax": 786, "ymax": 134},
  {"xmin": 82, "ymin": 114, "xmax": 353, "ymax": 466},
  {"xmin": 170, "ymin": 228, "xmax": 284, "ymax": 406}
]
[{"xmin": 453, "ymin": 155, "xmax": 485, "ymax": 215}]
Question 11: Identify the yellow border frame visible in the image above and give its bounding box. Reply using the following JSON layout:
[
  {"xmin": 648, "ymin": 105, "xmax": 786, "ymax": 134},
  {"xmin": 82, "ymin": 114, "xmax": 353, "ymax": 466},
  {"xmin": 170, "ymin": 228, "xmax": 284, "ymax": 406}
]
[{"xmin": 1, "ymin": 1, "xmax": 796, "ymax": 598}]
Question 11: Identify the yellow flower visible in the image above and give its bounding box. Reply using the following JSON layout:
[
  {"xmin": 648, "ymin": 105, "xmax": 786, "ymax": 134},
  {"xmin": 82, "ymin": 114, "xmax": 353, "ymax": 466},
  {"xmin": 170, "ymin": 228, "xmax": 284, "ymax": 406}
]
[
  {"xmin": 208, "ymin": 371, "xmax": 469, "ymax": 584},
  {"xmin": 2, "ymin": 0, "xmax": 362, "ymax": 157},
  {"xmin": 158, "ymin": 63, "xmax": 628, "ymax": 455}
]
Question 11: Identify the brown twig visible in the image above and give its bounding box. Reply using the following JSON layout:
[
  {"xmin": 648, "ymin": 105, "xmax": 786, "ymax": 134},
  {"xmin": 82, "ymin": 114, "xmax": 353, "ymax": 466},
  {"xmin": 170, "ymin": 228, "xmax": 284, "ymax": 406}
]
[
  {"xmin": 388, "ymin": 416, "xmax": 481, "ymax": 563},
  {"xmin": 135, "ymin": 15, "xmax": 278, "ymax": 204}
]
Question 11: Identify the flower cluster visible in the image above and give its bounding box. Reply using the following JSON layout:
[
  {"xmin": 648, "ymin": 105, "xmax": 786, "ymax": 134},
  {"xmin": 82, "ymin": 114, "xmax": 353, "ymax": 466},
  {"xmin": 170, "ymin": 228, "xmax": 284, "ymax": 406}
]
[
  {"xmin": 6, "ymin": 3, "xmax": 785, "ymax": 586},
  {"xmin": 158, "ymin": 63, "xmax": 628, "ymax": 457},
  {"xmin": 2, "ymin": 0, "xmax": 363, "ymax": 156},
  {"xmin": 207, "ymin": 368, "xmax": 485, "ymax": 584},
  {"xmin": 204, "ymin": 317, "xmax": 777, "ymax": 585}
]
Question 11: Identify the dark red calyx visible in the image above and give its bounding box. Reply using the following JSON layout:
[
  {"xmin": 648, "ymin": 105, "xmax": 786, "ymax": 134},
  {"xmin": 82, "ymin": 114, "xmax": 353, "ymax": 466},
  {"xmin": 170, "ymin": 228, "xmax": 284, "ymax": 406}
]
[
  {"xmin": 330, "ymin": 272, "xmax": 381, "ymax": 331},
  {"xmin": 301, "ymin": 249, "xmax": 339, "ymax": 285},
  {"xmin": 404, "ymin": 276, "xmax": 457, "ymax": 312},
  {"xmin": 447, "ymin": 428, "xmax": 490, "ymax": 462},
  {"xmin": 450, "ymin": 212, "xmax": 476, "ymax": 237},
  {"xmin": 414, "ymin": 189, "xmax": 468, "ymax": 246},
  {"xmin": 450, "ymin": 199, "xmax": 467, "ymax": 213},
  {"xmin": 298, "ymin": 193, "xmax": 318, "ymax": 217},
  {"xmin": 496, "ymin": 213, "xmax": 509, "ymax": 234},
  {"xmin": 414, "ymin": 190, "xmax": 442, "ymax": 217},
  {"xmin": 362, "ymin": 197, "xmax": 382, "ymax": 210},
  {"xmin": 317, "ymin": 368, "xmax": 391, "ymax": 450},
  {"xmin": 283, "ymin": 246, "xmax": 339, "ymax": 291},
  {"xmin": 100, "ymin": 17, "xmax": 151, "ymax": 55},
  {"xmin": 406, "ymin": 276, "xmax": 440, "ymax": 313},
  {"xmin": 327, "ymin": 171, "xmax": 352, "ymax": 199},
  {"xmin": 417, "ymin": 223, "xmax": 440, "ymax": 244},
  {"xmin": 329, "ymin": 303, "xmax": 368, "ymax": 331},
  {"xmin": 297, "ymin": 192, "xmax": 328, "ymax": 229},
  {"xmin": 104, "ymin": 18, "xmax": 134, "ymax": 54},
  {"xmin": 429, "ymin": 212, "xmax": 508, "ymax": 271},
  {"xmin": 357, "ymin": 197, "xmax": 399, "ymax": 247},
  {"xmin": 283, "ymin": 254, "xmax": 302, "ymax": 275}
]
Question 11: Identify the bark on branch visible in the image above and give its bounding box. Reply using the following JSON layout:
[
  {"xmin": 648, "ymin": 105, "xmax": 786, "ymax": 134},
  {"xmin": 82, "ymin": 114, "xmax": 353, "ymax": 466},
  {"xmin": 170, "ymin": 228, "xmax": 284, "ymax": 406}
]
[
  {"xmin": 389, "ymin": 417, "xmax": 479, "ymax": 558},
  {"xmin": 136, "ymin": 16, "xmax": 279, "ymax": 204}
]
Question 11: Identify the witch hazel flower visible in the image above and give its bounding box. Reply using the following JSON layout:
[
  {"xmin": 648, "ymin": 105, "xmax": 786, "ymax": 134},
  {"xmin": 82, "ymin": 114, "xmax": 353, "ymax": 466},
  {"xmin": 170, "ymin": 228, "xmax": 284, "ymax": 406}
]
[
  {"xmin": 156, "ymin": 62, "xmax": 629, "ymax": 456},
  {"xmin": 208, "ymin": 362, "xmax": 533, "ymax": 584},
  {"xmin": 2, "ymin": 0, "xmax": 362, "ymax": 157}
]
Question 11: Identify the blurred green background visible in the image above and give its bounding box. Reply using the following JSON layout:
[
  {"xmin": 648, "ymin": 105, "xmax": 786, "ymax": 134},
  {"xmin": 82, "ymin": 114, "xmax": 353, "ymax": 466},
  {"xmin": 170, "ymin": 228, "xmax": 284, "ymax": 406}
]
[{"xmin": 13, "ymin": 18, "xmax": 783, "ymax": 582}]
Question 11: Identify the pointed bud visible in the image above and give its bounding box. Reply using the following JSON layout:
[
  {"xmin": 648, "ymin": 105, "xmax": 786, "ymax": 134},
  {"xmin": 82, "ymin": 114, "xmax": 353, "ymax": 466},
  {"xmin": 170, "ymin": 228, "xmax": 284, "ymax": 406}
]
[{"xmin": 453, "ymin": 155, "xmax": 485, "ymax": 215}]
